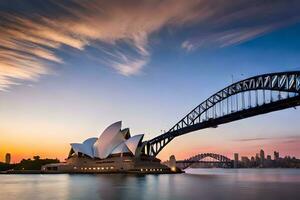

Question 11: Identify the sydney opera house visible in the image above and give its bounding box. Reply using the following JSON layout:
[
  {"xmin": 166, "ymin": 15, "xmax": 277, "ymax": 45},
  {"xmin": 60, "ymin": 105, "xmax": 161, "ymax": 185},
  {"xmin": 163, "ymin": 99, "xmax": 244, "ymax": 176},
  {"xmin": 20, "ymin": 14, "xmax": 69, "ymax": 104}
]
[{"xmin": 42, "ymin": 121, "xmax": 173, "ymax": 173}]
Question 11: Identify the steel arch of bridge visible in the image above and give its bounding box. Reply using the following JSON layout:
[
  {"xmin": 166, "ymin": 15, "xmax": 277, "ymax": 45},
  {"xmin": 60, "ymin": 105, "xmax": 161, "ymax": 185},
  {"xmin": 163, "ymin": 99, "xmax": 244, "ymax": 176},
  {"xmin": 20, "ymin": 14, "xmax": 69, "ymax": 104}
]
[
  {"xmin": 185, "ymin": 153, "xmax": 231, "ymax": 163},
  {"xmin": 145, "ymin": 71, "xmax": 300, "ymax": 157},
  {"xmin": 176, "ymin": 153, "xmax": 232, "ymax": 169}
]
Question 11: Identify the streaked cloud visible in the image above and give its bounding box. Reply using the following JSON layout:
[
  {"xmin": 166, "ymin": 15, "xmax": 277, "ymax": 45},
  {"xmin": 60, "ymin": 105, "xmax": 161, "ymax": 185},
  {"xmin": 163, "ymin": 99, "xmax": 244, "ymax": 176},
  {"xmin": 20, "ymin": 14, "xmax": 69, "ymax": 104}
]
[
  {"xmin": 181, "ymin": 26, "xmax": 274, "ymax": 51},
  {"xmin": 234, "ymin": 137, "xmax": 271, "ymax": 142},
  {"xmin": 1, "ymin": 0, "xmax": 300, "ymax": 90},
  {"xmin": 181, "ymin": 1, "xmax": 300, "ymax": 51},
  {"xmin": 111, "ymin": 56, "xmax": 148, "ymax": 77},
  {"xmin": 234, "ymin": 135, "xmax": 300, "ymax": 142}
]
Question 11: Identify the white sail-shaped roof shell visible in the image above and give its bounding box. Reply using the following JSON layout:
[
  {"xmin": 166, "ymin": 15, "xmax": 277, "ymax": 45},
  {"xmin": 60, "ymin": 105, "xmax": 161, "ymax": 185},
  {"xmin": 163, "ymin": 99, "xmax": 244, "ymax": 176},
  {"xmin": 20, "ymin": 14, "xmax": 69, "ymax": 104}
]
[
  {"xmin": 83, "ymin": 137, "xmax": 97, "ymax": 147},
  {"xmin": 71, "ymin": 137, "xmax": 97, "ymax": 158},
  {"xmin": 93, "ymin": 121, "xmax": 125, "ymax": 159},
  {"xmin": 70, "ymin": 143, "xmax": 83, "ymax": 155},
  {"xmin": 111, "ymin": 142, "xmax": 130, "ymax": 154},
  {"xmin": 125, "ymin": 134, "xmax": 144, "ymax": 155},
  {"xmin": 82, "ymin": 137, "xmax": 97, "ymax": 157}
]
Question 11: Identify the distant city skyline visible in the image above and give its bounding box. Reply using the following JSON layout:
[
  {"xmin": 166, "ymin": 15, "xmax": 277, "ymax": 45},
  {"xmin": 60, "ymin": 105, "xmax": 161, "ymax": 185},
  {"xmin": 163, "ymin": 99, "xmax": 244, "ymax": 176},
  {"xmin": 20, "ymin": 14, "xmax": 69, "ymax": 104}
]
[
  {"xmin": 1, "ymin": 1, "xmax": 300, "ymax": 163},
  {"xmin": 235, "ymin": 149, "xmax": 300, "ymax": 168}
]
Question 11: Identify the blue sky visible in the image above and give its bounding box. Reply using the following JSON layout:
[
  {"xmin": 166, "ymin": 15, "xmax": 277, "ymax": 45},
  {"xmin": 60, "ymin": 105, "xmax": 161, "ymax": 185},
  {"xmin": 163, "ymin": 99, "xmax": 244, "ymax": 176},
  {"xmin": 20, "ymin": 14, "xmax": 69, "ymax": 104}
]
[{"xmin": 1, "ymin": 0, "xmax": 300, "ymax": 162}]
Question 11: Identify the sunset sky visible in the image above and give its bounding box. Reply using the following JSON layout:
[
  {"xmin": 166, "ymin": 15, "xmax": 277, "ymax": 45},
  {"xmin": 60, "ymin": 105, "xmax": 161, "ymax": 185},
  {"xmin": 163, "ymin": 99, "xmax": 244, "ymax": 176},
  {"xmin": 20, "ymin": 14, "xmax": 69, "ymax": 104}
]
[{"xmin": 1, "ymin": 0, "xmax": 300, "ymax": 163}]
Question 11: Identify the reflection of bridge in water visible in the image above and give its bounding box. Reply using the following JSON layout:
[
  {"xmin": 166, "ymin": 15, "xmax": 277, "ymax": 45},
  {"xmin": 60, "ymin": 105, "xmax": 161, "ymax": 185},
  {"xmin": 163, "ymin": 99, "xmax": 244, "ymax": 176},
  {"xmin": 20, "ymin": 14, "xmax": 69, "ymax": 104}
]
[
  {"xmin": 176, "ymin": 153, "xmax": 233, "ymax": 169},
  {"xmin": 143, "ymin": 71, "xmax": 300, "ymax": 158}
]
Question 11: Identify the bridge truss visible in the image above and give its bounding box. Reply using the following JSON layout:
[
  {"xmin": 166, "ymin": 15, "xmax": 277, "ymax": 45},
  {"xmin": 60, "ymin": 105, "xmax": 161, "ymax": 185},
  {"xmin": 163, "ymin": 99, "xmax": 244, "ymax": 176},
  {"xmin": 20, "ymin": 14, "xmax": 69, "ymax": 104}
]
[
  {"xmin": 176, "ymin": 153, "xmax": 232, "ymax": 169},
  {"xmin": 144, "ymin": 71, "xmax": 300, "ymax": 157}
]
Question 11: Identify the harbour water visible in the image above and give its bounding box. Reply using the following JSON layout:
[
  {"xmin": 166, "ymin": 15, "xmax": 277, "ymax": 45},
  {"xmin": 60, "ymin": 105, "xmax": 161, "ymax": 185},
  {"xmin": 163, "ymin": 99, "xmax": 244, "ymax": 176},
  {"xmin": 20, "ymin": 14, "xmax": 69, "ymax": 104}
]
[{"xmin": 1, "ymin": 169, "xmax": 300, "ymax": 200}]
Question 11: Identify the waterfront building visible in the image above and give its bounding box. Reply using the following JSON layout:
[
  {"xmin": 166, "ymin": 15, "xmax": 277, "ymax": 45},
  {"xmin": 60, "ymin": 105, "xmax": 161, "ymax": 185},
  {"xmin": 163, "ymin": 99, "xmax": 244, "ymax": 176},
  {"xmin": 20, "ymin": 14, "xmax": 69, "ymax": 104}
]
[
  {"xmin": 255, "ymin": 153, "xmax": 260, "ymax": 166},
  {"xmin": 255, "ymin": 153, "xmax": 260, "ymax": 161},
  {"xmin": 274, "ymin": 151, "xmax": 280, "ymax": 160},
  {"xmin": 234, "ymin": 153, "xmax": 239, "ymax": 168},
  {"xmin": 260, "ymin": 149, "xmax": 265, "ymax": 167},
  {"xmin": 241, "ymin": 156, "xmax": 250, "ymax": 167},
  {"xmin": 42, "ymin": 121, "xmax": 173, "ymax": 174},
  {"xmin": 167, "ymin": 155, "xmax": 177, "ymax": 171},
  {"xmin": 5, "ymin": 153, "xmax": 11, "ymax": 164},
  {"xmin": 265, "ymin": 155, "xmax": 272, "ymax": 167},
  {"xmin": 250, "ymin": 156, "xmax": 255, "ymax": 167}
]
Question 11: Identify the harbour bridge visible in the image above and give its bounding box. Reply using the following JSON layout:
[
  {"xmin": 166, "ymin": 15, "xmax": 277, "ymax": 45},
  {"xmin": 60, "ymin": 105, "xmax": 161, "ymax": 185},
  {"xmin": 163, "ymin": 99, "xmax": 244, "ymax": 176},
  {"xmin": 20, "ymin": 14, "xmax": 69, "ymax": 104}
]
[
  {"xmin": 176, "ymin": 153, "xmax": 233, "ymax": 169},
  {"xmin": 143, "ymin": 71, "xmax": 300, "ymax": 157}
]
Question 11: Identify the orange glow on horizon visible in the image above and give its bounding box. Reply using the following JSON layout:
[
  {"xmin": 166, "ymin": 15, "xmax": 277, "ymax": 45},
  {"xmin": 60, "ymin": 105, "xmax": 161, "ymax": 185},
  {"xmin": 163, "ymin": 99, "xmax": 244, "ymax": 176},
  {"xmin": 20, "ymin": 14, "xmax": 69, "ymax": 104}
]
[
  {"xmin": 1, "ymin": 139, "xmax": 300, "ymax": 163},
  {"xmin": 1, "ymin": 121, "xmax": 300, "ymax": 163}
]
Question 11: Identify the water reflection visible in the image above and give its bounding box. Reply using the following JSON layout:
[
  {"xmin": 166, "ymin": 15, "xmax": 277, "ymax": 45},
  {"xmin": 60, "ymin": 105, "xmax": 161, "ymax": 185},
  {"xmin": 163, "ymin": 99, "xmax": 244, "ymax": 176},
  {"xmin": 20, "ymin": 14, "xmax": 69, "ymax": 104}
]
[{"xmin": 0, "ymin": 169, "xmax": 300, "ymax": 200}]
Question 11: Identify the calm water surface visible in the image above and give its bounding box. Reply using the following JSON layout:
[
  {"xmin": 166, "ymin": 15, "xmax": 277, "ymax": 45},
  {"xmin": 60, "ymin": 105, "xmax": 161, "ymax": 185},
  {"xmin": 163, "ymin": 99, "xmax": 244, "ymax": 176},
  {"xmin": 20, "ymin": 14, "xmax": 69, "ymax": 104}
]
[{"xmin": 1, "ymin": 169, "xmax": 300, "ymax": 200}]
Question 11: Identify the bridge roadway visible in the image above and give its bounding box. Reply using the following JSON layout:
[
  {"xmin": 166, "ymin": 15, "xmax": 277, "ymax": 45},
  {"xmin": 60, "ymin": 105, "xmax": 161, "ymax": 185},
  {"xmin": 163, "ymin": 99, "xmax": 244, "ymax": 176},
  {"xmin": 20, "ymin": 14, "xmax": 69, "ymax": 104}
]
[
  {"xmin": 175, "ymin": 161, "xmax": 233, "ymax": 170},
  {"xmin": 150, "ymin": 96, "xmax": 300, "ymax": 144}
]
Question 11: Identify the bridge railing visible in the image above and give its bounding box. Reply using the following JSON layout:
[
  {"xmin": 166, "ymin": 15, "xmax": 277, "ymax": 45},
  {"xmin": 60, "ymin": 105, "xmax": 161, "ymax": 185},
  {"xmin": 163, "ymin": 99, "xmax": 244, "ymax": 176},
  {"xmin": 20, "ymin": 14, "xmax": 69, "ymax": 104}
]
[{"xmin": 168, "ymin": 72, "xmax": 300, "ymax": 134}]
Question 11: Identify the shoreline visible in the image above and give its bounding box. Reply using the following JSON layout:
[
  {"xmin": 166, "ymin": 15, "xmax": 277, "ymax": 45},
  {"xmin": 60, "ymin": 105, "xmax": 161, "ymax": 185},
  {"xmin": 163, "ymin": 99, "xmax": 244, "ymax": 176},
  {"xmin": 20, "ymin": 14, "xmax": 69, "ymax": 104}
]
[
  {"xmin": 0, "ymin": 170, "xmax": 184, "ymax": 175},
  {"xmin": 2, "ymin": 168, "xmax": 300, "ymax": 175}
]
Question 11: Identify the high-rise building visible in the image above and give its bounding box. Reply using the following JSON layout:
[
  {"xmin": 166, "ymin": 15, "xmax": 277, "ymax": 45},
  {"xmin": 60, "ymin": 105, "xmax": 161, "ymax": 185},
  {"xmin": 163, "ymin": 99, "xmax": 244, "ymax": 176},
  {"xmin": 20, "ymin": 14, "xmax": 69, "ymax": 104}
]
[
  {"xmin": 234, "ymin": 153, "xmax": 239, "ymax": 168},
  {"xmin": 260, "ymin": 149, "xmax": 265, "ymax": 167},
  {"xmin": 5, "ymin": 153, "xmax": 11, "ymax": 164},
  {"xmin": 274, "ymin": 151, "xmax": 279, "ymax": 160},
  {"xmin": 255, "ymin": 153, "xmax": 260, "ymax": 163},
  {"xmin": 241, "ymin": 156, "xmax": 250, "ymax": 167},
  {"xmin": 265, "ymin": 155, "xmax": 272, "ymax": 168},
  {"xmin": 250, "ymin": 156, "xmax": 256, "ymax": 167}
]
